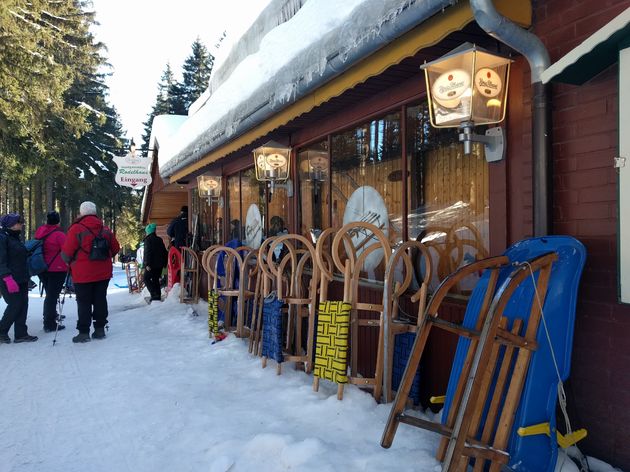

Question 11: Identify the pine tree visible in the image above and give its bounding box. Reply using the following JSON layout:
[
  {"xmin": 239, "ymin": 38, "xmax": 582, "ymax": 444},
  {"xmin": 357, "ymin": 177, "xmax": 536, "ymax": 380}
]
[
  {"xmin": 181, "ymin": 38, "xmax": 214, "ymax": 110},
  {"xmin": 0, "ymin": 0, "xmax": 136, "ymax": 235},
  {"xmin": 0, "ymin": 0, "xmax": 98, "ymax": 150},
  {"xmin": 116, "ymin": 202, "xmax": 144, "ymax": 252},
  {"xmin": 141, "ymin": 63, "xmax": 187, "ymax": 150}
]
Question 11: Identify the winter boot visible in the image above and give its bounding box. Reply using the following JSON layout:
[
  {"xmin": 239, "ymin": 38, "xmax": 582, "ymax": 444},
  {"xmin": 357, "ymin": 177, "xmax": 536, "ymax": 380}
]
[
  {"xmin": 14, "ymin": 335, "xmax": 38, "ymax": 343},
  {"xmin": 44, "ymin": 323, "xmax": 65, "ymax": 333},
  {"xmin": 72, "ymin": 332, "xmax": 91, "ymax": 343},
  {"xmin": 91, "ymin": 327, "xmax": 106, "ymax": 340},
  {"xmin": 0, "ymin": 333, "xmax": 11, "ymax": 344}
]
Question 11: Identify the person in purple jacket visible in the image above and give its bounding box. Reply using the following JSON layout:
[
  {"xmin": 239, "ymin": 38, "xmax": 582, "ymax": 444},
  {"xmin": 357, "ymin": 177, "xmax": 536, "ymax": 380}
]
[{"xmin": 34, "ymin": 211, "xmax": 67, "ymax": 332}]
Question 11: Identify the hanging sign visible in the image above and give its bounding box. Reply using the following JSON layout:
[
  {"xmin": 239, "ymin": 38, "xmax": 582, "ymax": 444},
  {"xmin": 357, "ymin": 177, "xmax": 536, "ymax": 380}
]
[
  {"xmin": 245, "ymin": 203, "xmax": 263, "ymax": 249},
  {"xmin": 114, "ymin": 153, "xmax": 152, "ymax": 189}
]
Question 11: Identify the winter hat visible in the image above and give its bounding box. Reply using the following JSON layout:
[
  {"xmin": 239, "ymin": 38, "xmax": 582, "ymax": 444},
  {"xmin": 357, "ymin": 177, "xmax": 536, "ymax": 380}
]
[
  {"xmin": 79, "ymin": 201, "xmax": 97, "ymax": 216},
  {"xmin": 180, "ymin": 205, "xmax": 188, "ymax": 214},
  {"xmin": 46, "ymin": 211, "xmax": 60, "ymax": 225},
  {"xmin": 0, "ymin": 213, "xmax": 23, "ymax": 228},
  {"xmin": 145, "ymin": 223, "xmax": 157, "ymax": 235}
]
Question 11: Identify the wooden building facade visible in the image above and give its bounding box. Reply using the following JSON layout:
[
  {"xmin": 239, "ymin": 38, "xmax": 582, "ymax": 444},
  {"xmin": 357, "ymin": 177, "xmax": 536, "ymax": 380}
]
[{"xmin": 142, "ymin": 1, "xmax": 630, "ymax": 468}]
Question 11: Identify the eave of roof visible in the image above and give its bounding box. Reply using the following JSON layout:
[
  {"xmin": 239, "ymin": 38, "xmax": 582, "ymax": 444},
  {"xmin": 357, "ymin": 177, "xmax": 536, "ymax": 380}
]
[
  {"xmin": 542, "ymin": 7, "xmax": 630, "ymax": 85},
  {"xmin": 164, "ymin": 0, "xmax": 531, "ymax": 183}
]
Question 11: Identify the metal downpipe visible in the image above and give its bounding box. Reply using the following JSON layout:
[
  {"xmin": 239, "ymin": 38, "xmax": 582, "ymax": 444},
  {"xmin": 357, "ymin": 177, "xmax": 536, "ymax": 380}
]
[{"xmin": 470, "ymin": 0, "xmax": 552, "ymax": 236}]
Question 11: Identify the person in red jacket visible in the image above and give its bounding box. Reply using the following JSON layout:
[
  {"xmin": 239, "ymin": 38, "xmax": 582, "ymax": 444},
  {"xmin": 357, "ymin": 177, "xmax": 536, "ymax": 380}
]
[
  {"xmin": 34, "ymin": 211, "xmax": 67, "ymax": 332},
  {"xmin": 61, "ymin": 201, "xmax": 120, "ymax": 343}
]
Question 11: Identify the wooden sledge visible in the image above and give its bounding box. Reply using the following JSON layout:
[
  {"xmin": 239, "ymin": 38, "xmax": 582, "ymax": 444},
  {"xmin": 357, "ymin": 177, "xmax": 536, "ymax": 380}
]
[
  {"xmin": 381, "ymin": 252, "xmax": 557, "ymax": 472},
  {"xmin": 124, "ymin": 261, "xmax": 143, "ymax": 294},
  {"xmin": 264, "ymin": 234, "xmax": 319, "ymax": 374},
  {"xmin": 179, "ymin": 247, "xmax": 200, "ymax": 304}
]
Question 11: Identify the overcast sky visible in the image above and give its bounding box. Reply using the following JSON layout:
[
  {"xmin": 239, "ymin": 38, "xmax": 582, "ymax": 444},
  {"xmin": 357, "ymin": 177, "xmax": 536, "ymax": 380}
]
[{"xmin": 90, "ymin": 0, "xmax": 269, "ymax": 145}]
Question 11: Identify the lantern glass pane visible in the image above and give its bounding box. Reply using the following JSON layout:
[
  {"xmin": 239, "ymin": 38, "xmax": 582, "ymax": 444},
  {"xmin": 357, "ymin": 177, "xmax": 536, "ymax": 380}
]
[
  {"xmin": 424, "ymin": 51, "xmax": 474, "ymax": 127},
  {"xmin": 253, "ymin": 143, "xmax": 291, "ymax": 181},
  {"xmin": 471, "ymin": 51, "xmax": 511, "ymax": 125},
  {"xmin": 298, "ymin": 142, "xmax": 330, "ymax": 237},
  {"xmin": 197, "ymin": 175, "xmax": 221, "ymax": 198}
]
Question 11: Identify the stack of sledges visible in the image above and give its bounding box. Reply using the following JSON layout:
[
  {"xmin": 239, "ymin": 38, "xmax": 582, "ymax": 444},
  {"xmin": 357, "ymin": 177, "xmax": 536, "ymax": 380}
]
[{"xmin": 381, "ymin": 236, "xmax": 587, "ymax": 472}]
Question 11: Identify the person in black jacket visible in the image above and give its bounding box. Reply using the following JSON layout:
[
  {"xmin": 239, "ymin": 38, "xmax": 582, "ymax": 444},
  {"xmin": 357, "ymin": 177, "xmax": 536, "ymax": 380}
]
[
  {"xmin": 143, "ymin": 223, "xmax": 168, "ymax": 302},
  {"xmin": 0, "ymin": 213, "xmax": 38, "ymax": 343},
  {"xmin": 166, "ymin": 206, "xmax": 189, "ymax": 249}
]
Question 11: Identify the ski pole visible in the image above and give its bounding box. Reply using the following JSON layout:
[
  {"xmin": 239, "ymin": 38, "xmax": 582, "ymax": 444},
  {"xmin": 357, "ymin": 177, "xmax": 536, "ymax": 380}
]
[{"xmin": 53, "ymin": 271, "xmax": 71, "ymax": 346}]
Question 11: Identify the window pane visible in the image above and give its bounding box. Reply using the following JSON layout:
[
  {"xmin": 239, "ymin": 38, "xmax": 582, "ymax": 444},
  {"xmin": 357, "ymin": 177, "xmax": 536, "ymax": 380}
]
[
  {"xmin": 407, "ymin": 104, "xmax": 489, "ymax": 292},
  {"xmin": 240, "ymin": 167, "xmax": 265, "ymax": 248},
  {"xmin": 191, "ymin": 191, "xmax": 213, "ymax": 250},
  {"xmin": 298, "ymin": 140, "xmax": 329, "ymax": 238},
  {"xmin": 212, "ymin": 201, "xmax": 223, "ymax": 246},
  {"xmin": 227, "ymin": 174, "xmax": 241, "ymax": 243},
  {"xmin": 268, "ymin": 186, "xmax": 289, "ymax": 238},
  {"xmin": 331, "ymin": 112, "xmax": 403, "ymax": 245}
]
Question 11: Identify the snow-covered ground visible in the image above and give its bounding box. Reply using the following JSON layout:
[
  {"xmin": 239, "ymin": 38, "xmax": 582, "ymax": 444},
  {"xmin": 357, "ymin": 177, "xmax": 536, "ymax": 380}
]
[{"xmin": 0, "ymin": 268, "xmax": 622, "ymax": 472}]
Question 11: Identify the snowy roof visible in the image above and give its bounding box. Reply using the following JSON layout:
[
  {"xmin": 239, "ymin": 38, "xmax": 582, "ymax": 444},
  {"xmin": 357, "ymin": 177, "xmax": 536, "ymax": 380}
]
[
  {"xmin": 158, "ymin": 0, "xmax": 455, "ymax": 179},
  {"xmin": 149, "ymin": 114, "xmax": 187, "ymax": 168}
]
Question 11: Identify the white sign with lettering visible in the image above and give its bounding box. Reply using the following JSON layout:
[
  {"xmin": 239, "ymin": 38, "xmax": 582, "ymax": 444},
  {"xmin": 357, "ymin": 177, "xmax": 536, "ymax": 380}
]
[{"xmin": 114, "ymin": 153, "xmax": 152, "ymax": 189}]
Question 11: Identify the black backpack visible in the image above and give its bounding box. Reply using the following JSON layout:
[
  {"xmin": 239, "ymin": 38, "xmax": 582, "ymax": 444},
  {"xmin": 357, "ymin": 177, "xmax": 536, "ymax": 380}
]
[
  {"xmin": 78, "ymin": 224, "xmax": 111, "ymax": 261},
  {"xmin": 89, "ymin": 228, "xmax": 111, "ymax": 260}
]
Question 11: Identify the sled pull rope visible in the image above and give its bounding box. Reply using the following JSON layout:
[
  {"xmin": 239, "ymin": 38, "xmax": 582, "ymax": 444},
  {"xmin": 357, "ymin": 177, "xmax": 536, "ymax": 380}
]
[{"xmin": 523, "ymin": 261, "xmax": 590, "ymax": 472}]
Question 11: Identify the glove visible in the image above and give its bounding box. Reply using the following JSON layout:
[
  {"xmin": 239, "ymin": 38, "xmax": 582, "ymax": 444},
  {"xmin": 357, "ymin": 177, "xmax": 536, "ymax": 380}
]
[{"xmin": 3, "ymin": 275, "xmax": 19, "ymax": 294}]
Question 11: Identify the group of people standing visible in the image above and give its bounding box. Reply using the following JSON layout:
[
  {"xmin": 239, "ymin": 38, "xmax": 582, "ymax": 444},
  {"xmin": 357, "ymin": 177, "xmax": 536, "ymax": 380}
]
[{"xmin": 0, "ymin": 201, "xmax": 120, "ymax": 344}]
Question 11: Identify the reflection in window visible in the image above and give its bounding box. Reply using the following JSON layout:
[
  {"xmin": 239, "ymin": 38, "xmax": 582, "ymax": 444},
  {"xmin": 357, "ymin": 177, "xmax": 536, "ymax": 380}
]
[
  {"xmin": 331, "ymin": 112, "xmax": 403, "ymax": 246},
  {"xmin": 407, "ymin": 104, "xmax": 489, "ymax": 291},
  {"xmin": 298, "ymin": 140, "xmax": 329, "ymax": 237},
  {"xmin": 240, "ymin": 168, "xmax": 265, "ymax": 247},
  {"xmin": 294, "ymin": 106, "xmax": 490, "ymax": 291},
  {"xmin": 191, "ymin": 191, "xmax": 223, "ymax": 250},
  {"xmin": 268, "ymin": 186, "xmax": 289, "ymax": 238},
  {"xmin": 227, "ymin": 174, "xmax": 241, "ymax": 243},
  {"xmin": 225, "ymin": 167, "xmax": 290, "ymax": 248}
]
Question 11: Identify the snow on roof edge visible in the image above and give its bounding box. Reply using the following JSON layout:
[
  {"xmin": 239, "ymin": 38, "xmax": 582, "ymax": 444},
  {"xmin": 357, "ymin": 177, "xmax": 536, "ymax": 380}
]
[{"xmin": 159, "ymin": 0, "xmax": 454, "ymax": 179}]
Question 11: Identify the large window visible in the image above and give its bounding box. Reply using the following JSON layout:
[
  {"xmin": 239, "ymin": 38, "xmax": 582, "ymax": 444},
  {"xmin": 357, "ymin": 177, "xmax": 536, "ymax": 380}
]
[
  {"xmin": 240, "ymin": 168, "xmax": 265, "ymax": 247},
  {"xmin": 297, "ymin": 104, "xmax": 490, "ymax": 290},
  {"xmin": 225, "ymin": 167, "xmax": 289, "ymax": 248},
  {"xmin": 298, "ymin": 140, "xmax": 330, "ymax": 236},
  {"xmin": 227, "ymin": 173, "xmax": 241, "ymax": 242},
  {"xmin": 191, "ymin": 192, "xmax": 223, "ymax": 249},
  {"xmin": 407, "ymin": 104, "xmax": 489, "ymax": 290},
  {"xmin": 330, "ymin": 112, "xmax": 403, "ymax": 245}
]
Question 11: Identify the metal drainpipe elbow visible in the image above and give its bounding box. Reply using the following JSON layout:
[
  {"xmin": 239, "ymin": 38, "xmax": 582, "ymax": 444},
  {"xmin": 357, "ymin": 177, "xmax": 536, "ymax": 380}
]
[{"xmin": 470, "ymin": 0, "xmax": 552, "ymax": 236}]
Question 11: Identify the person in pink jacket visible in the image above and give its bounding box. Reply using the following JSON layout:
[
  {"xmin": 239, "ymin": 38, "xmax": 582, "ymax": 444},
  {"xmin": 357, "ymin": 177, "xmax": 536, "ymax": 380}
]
[{"xmin": 34, "ymin": 211, "xmax": 68, "ymax": 332}]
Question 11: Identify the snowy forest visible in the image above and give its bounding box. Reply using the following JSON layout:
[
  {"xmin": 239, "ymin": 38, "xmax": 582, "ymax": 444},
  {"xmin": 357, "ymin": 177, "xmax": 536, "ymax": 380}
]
[{"xmin": 0, "ymin": 0, "xmax": 214, "ymax": 251}]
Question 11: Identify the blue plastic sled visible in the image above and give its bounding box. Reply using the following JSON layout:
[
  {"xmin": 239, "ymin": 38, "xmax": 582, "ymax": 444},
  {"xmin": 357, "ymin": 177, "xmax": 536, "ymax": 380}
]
[{"xmin": 441, "ymin": 236, "xmax": 586, "ymax": 472}]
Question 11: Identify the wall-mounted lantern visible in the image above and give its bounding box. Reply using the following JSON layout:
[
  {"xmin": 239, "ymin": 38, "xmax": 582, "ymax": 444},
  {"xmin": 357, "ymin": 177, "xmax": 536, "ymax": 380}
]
[
  {"xmin": 253, "ymin": 140, "xmax": 293, "ymax": 196},
  {"xmin": 197, "ymin": 175, "xmax": 223, "ymax": 206},
  {"xmin": 421, "ymin": 43, "xmax": 512, "ymax": 162}
]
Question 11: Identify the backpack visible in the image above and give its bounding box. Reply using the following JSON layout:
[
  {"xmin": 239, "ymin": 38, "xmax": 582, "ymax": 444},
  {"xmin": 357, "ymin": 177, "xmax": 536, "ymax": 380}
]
[
  {"xmin": 77, "ymin": 223, "xmax": 111, "ymax": 261},
  {"xmin": 88, "ymin": 228, "xmax": 111, "ymax": 261},
  {"xmin": 25, "ymin": 230, "xmax": 61, "ymax": 276}
]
